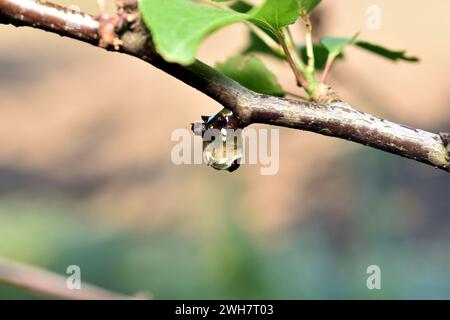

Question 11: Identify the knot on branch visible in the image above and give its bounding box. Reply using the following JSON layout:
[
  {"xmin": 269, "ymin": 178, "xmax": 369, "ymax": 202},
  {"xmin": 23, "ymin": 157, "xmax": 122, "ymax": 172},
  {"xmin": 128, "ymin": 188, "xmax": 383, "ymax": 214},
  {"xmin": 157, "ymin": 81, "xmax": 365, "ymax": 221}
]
[
  {"xmin": 96, "ymin": 0, "xmax": 154, "ymax": 58},
  {"xmin": 98, "ymin": 14, "xmax": 124, "ymax": 49},
  {"xmin": 312, "ymin": 83, "xmax": 342, "ymax": 105},
  {"xmin": 97, "ymin": 0, "xmax": 141, "ymax": 50},
  {"xmin": 117, "ymin": 0, "xmax": 139, "ymax": 13},
  {"xmin": 440, "ymin": 132, "xmax": 450, "ymax": 156}
]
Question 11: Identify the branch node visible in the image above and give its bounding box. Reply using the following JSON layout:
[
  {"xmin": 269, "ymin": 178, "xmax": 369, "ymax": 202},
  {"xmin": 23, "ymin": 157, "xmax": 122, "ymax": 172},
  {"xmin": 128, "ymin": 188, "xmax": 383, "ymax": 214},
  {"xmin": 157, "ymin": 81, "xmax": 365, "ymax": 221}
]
[
  {"xmin": 311, "ymin": 83, "xmax": 342, "ymax": 104},
  {"xmin": 98, "ymin": 14, "xmax": 123, "ymax": 49},
  {"xmin": 439, "ymin": 132, "xmax": 450, "ymax": 155}
]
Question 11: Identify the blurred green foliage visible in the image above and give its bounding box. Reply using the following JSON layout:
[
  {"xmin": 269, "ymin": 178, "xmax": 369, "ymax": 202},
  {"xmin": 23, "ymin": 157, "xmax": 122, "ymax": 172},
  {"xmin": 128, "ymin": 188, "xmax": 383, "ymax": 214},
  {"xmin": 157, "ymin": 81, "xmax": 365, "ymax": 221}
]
[{"xmin": 1, "ymin": 144, "xmax": 449, "ymax": 300}]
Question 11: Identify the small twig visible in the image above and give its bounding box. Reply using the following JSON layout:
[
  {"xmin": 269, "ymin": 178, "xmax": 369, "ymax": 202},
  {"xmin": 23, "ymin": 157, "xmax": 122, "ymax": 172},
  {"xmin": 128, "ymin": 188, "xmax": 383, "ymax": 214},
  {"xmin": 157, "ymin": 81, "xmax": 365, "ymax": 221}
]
[
  {"xmin": 321, "ymin": 54, "xmax": 336, "ymax": 83},
  {"xmin": 285, "ymin": 27, "xmax": 307, "ymax": 73},
  {"xmin": 246, "ymin": 22, "xmax": 284, "ymax": 57},
  {"xmin": 302, "ymin": 14, "xmax": 315, "ymax": 73},
  {"xmin": 321, "ymin": 33, "xmax": 359, "ymax": 83},
  {"xmin": 277, "ymin": 28, "xmax": 309, "ymax": 89},
  {"xmin": 0, "ymin": 257, "xmax": 134, "ymax": 300},
  {"xmin": 285, "ymin": 26, "xmax": 318, "ymax": 95}
]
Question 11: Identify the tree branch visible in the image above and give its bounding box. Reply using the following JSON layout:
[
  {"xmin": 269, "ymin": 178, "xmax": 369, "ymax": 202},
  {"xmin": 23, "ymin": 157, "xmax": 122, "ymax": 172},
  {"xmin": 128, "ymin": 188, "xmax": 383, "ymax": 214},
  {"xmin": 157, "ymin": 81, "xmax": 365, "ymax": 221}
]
[
  {"xmin": 0, "ymin": 0, "xmax": 449, "ymax": 172},
  {"xmin": 0, "ymin": 257, "xmax": 133, "ymax": 299}
]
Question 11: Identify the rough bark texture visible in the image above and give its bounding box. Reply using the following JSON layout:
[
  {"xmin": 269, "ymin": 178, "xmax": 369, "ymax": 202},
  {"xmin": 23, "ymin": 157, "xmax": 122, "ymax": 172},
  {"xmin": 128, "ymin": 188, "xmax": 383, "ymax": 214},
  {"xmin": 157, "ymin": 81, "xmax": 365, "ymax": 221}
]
[{"xmin": 1, "ymin": 0, "xmax": 449, "ymax": 172}]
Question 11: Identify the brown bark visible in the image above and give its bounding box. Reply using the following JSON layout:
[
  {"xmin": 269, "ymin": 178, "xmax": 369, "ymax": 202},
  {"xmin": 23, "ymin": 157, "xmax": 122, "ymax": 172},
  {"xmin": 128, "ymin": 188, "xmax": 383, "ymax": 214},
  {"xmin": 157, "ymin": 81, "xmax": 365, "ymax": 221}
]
[{"xmin": 0, "ymin": 0, "xmax": 449, "ymax": 172}]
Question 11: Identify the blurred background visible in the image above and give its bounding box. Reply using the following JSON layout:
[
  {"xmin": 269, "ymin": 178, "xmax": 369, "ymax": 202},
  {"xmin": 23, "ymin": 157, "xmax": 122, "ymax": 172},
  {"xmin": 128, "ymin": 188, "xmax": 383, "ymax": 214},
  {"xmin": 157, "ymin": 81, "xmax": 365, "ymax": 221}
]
[{"xmin": 0, "ymin": 0, "xmax": 449, "ymax": 299}]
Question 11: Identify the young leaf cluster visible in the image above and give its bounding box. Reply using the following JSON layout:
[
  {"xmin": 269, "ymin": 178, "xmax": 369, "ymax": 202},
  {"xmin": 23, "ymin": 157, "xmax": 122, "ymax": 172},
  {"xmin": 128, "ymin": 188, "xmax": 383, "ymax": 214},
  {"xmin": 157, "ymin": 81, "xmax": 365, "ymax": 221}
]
[{"xmin": 140, "ymin": 0, "xmax": 418, "ymax": 100}]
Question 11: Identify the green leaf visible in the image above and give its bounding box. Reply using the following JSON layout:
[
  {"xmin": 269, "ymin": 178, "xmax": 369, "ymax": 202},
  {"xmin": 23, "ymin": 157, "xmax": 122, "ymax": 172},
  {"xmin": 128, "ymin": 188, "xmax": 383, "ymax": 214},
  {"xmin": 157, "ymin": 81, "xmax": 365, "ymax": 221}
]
[
  {"xmin": 243, "ymin": 32, "xmax": 280, "ymax": 57},
  {"xmin": 298, "ymin": 44, "xmax": 340, "ymax": 69},
  {"xmin": 140, "ymin": 0, "xmax": 303, "ymax": 65},
  {"xmin": 242, "ymin": 30, "xmax": 346, "ymax": 70},
  {"xmin": 242, "ymin": 30, "xmax": 285, "ymax": 59},
  {"xmin": 250, "ymin": 0, "xmax": 300, "ymax": 32},
  {"xmin": 320, "ymin": 35, "xmax": 358, "ymax": 57},
  {"xmin": 355, "ymin": 41, "xmax": 419, "ymax": 62},
  {"xmin": 299, "ymin": 0, "xmax": 322, "ymax": 14},
  {"xmin": 216, "ymin": 55, "xmax": 285, "ymax": 96},
  {"xmin": 320, "ymin": 35, "xmax": 419, "ymax": 63},
  {"xmin": 140, "ymin": 0, "xmax": 248, "ymax": 65},
  {"xmin": 230, "ymin": 1, "xmax": 282, "ymax": 43},
  {"xmin": 229, "ymin": 0, "xmax": 254, "ymax": 13},
  {"xmin": 241, "ymin": 33, "xmax": 342, "ymax": 70}
]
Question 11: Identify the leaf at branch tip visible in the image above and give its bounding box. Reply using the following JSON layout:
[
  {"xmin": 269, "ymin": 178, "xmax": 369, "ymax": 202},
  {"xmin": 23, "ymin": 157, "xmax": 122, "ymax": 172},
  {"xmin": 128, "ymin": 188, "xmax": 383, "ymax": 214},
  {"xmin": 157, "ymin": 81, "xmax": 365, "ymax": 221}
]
[
  {"xmin": 321, "ymin": 33, "xmax": 359, "ymax": 58},
  {"xmin": 242, "ymin": 32, "xmax": 343, "ymax": 70},
  {"xmin": 242, "ymin": 31, "xmax": 343, "ymax": 71},
  {"xmin": 321, "ymin": 34, "xmax": 419, "ymax": 63},
  {"xmin": 216, "ymin": 55, "xmax": 285, "ymax": 97},
  {"xmin": 354, "ymin": 41, "xmax": 420, "ymax": 62},
  {"xmin": 139, "ymin": 0, "xmax": 248, "ymax": 65}
]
